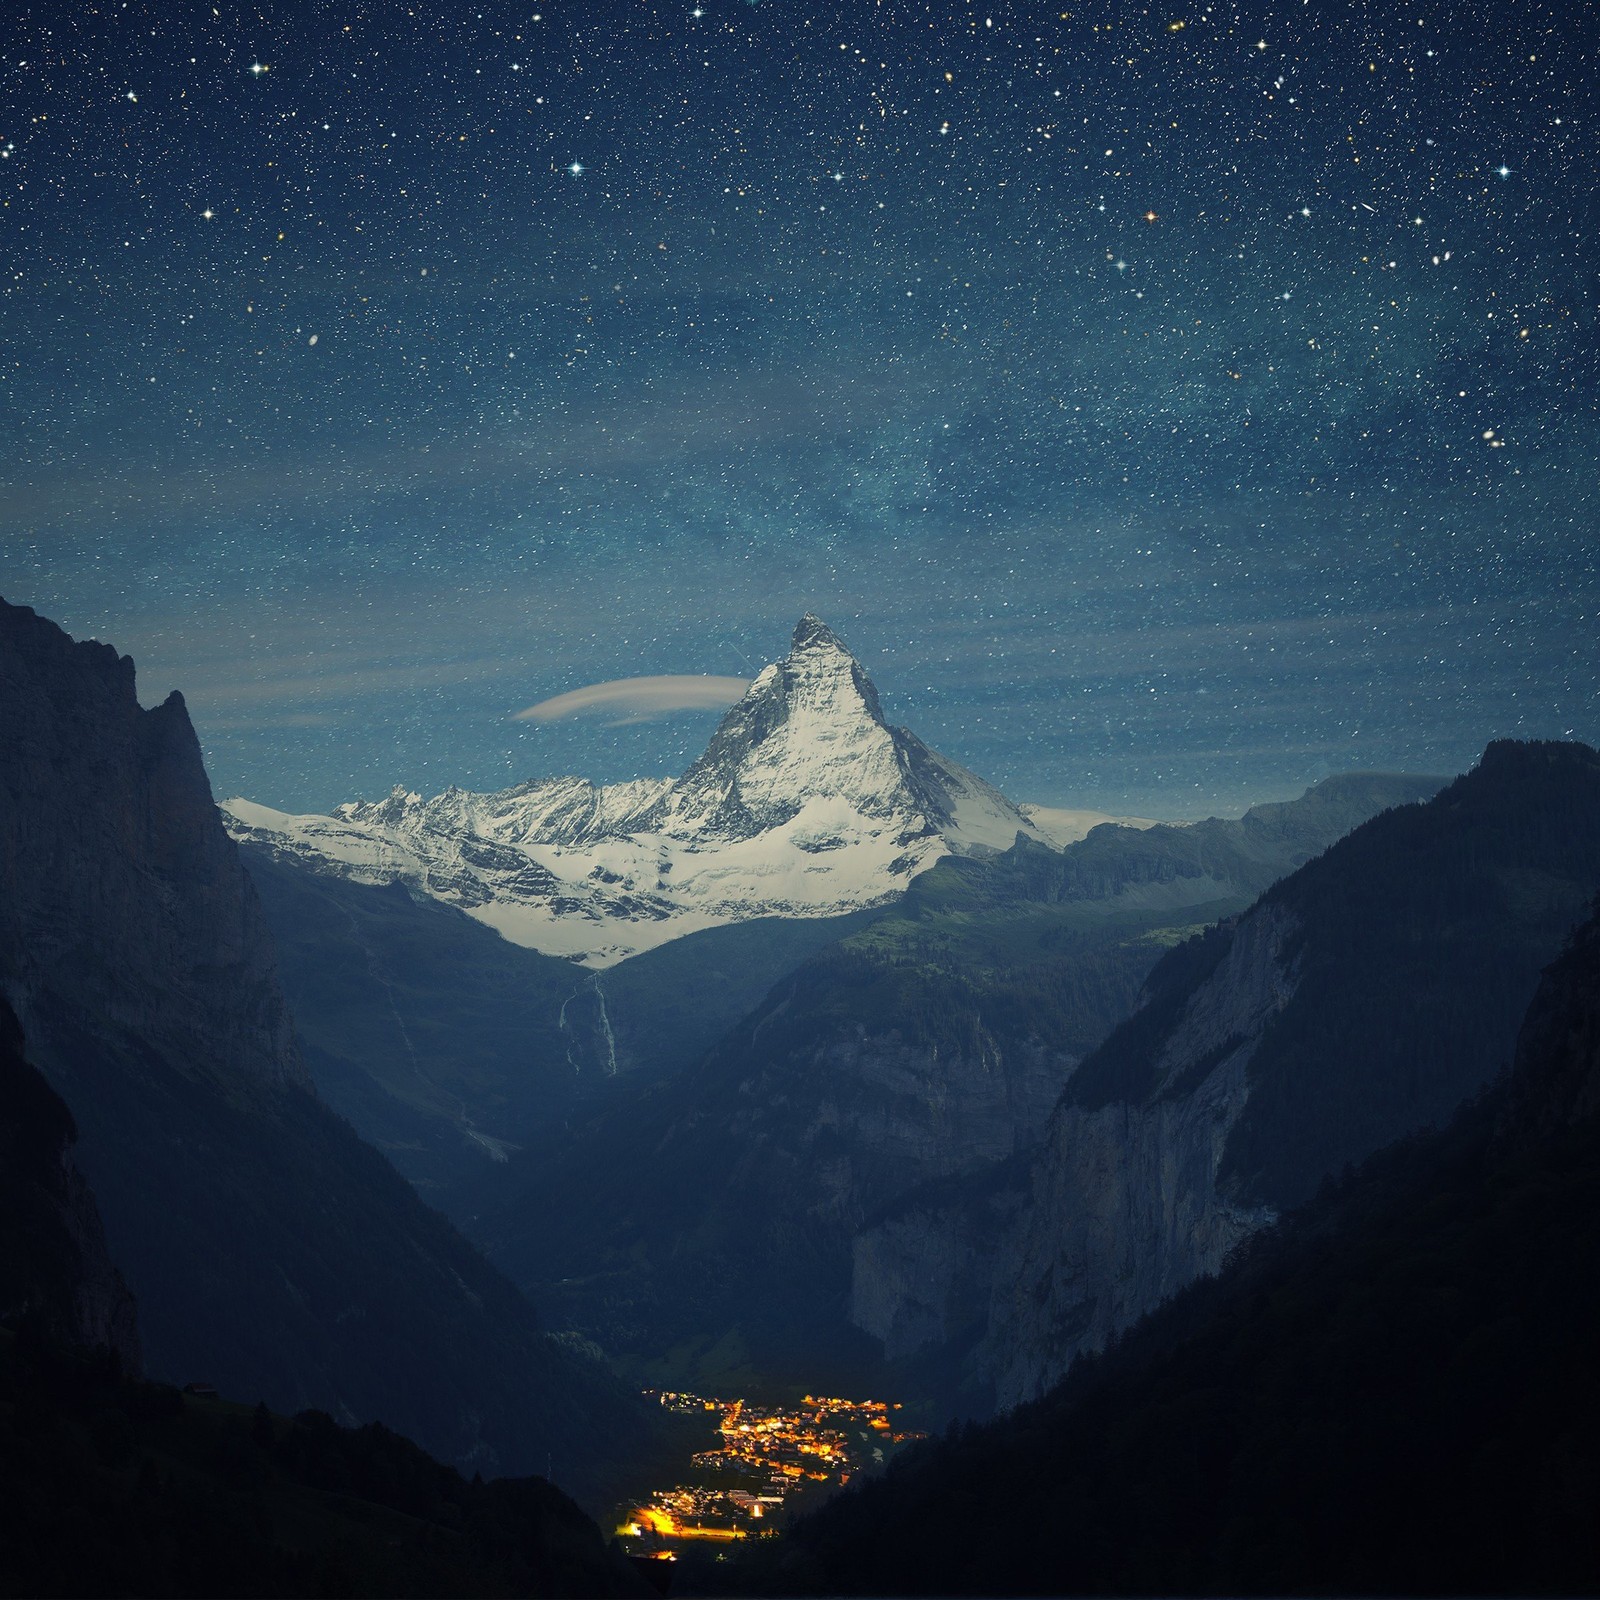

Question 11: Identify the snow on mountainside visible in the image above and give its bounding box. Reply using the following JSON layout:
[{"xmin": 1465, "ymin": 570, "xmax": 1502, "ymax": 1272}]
[
  {"xmin": 1019, "ymin": 804, "xmax": 1163, "ymax": 847},
  {"xmin": 223, "ymin": 616, "xmax": 1046, "ymax": 966}
]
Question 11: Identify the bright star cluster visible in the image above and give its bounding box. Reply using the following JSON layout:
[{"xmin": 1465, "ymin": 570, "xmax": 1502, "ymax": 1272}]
[{"xmin": 0, "ymin": 0, "xmax": 1594, "ymax": 815}]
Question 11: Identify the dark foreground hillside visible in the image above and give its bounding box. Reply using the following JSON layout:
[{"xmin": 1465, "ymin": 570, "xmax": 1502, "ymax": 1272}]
[
  {"xmin": 0, "ymin": 990, "xmax": 644, "ymax": 1598},
  {"xmin": 715, "ymin": 902, "xmax": 1600, "ymax": 1597},
  {"xmin": 0, "ymin": 1330, "xmax": 645, "ymax": 1599}
]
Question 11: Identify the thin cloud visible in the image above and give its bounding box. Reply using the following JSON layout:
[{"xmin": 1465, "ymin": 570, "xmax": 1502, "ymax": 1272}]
[{"xmin": 514, "ymin": 674, "xmax": 751, "ymax": 726}]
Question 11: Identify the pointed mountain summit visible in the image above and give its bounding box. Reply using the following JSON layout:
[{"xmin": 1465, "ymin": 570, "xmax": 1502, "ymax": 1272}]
[
  {"xmin": 226, "ymin": 617, "xmax": 1042, "ymax": 964},
  {"xmin": 791, "ymin": 610, "xmax": 845, "ymax": 649},
  {"xmin": 643, "ymin": 613, "xmax": 1031, "ymax": 850}
]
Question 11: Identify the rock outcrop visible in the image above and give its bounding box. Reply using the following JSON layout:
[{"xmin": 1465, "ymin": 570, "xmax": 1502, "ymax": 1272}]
[
  {"xmin": 0, "ymin": 596, "xmax": 653, "ymax": 1506},
  {"xmin": 981, "ymin": 906, "xmax": 1294, "ymax": 1406},
  {"xmin": 0, "ymin": 996, "xmax": 139, "ymax": 1367},
  {"xmin": 0, "ymin": 599, "xmax": 303, "ymax": 1096},
  {"xmin": 849, "ymin": 741, "xmax": 1600, "ymax": 1412}
]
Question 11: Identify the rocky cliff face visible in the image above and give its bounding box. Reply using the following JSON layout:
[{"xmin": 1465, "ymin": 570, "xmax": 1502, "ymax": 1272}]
[
  {"xmin": 851, "ymin": 740, "xmax": 1600, "ymax": 1414},
  {"xmin": 0, "ymin": 597, "xmax": 653, "ymax": 1506},
  {"xmin": 849, "ymin": 1163, "xmax": 1028, "ymax": 1366},
  {"xmin": 981, "ymin": 905, "xmax": 1295, "ymax": 1407},
  {"xmin": 0, "ymin": 598, "xmax": 304, "ymax": 1096},
  {"xmin": 847, "ymin": 909, "xmax": 1296, "ymax": 1393},
  {"xmin": 0, "ymin": 997, "xmax": 139, "ymax": 1366}
]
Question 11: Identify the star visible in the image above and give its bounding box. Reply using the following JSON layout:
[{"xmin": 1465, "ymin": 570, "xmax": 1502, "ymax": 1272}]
[
  {"xmin": 1494, "ymin": 164, "xmax": 1512, "ymax": 178},
  {"xmin": 567, "ymin": 161, "xmax": 585, "ymax": 176},
  {"xmin": 248, "ymin": 62, "xmax": 268, "ymax": 77},
  {"xmin": 201, "ymin": 207, "xmax": 215, "ymax": 219}
]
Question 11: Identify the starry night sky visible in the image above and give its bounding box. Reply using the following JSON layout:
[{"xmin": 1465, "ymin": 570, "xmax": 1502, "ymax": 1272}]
[{"xmin": 3, "ymin": 0, "xmax": 1595, "ymax": 817}]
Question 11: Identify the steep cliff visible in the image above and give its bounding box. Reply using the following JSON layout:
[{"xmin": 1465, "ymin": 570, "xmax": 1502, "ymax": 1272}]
[
  {"xmin": 0, "ymin": 597, "xmax": 653, "ymax": 1505},
  {"xmin": 981, "ymin": 907, "xmax": 1293, "ymax": 1405},
  {"xmin": 0, "ymin": 997, "xmax": 139, "ymax": 1365},
  {"xmin": 748, "ymin": 903, "xmax": 1600, "ymax": 1600},
  {"xmin": 976, "ymin": 738, "xmax": 1600, "ymax": 1406},
  {"xmin": 843, "ymin": 773, "xmax": 1440, "ymax": 1378},
  {"xmin": 0, "ymin": 600, "xmax": 303, "ymax": 1096}
]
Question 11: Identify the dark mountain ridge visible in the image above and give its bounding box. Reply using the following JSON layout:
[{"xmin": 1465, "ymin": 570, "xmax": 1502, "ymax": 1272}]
[
  {"xmin": 0, "ymin": 596, "xmax": 655, "ymax": 1506},
  {"xmin": 850, "ymin": 739, "xmax": 1600, "ymax": 1412},
  {"xmin": 730, "ymin": 892, "xmax": 1600, "ymax": 1597}
]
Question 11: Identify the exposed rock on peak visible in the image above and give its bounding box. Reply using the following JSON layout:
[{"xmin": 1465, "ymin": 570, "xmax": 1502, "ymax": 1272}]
[
  {"xmin": 0, "ymin": 595, "xmax": 306, "ymax": 1096},
  {"xmin": 225, "ymin": 616, "xmax": 1043, "ymax": 965},
  {"xmin": 791, "ymin": 611, "xmax": 848, "ymax": 651}
]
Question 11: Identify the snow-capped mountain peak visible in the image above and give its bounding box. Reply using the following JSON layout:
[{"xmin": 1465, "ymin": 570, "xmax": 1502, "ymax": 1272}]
[
  {"xmin": 223, "ymin": 618, "xmax": 1044, "ymax": 965},
  {"xmin": 651, "ymin": 612, "xmax": 921, "ymax": 840}
]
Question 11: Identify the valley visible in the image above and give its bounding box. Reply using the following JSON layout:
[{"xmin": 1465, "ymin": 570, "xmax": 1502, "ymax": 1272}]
[{"xmin": 4, "ymin": 596, "xmax": 1597, "ymax": 1596}]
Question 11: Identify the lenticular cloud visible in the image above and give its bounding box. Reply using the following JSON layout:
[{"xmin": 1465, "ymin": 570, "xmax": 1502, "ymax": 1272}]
[{"xmin": 514, "ymin": 674, "xmax": 751, "ymax": 726}]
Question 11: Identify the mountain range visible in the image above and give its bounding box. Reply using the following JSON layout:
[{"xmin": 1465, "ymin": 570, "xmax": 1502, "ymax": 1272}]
[
  {"xmin": 7, "ymin": 593, "xmax": 1599, "ymax": 1595},
  {"xmin": 0, "ymin": 595, "xmax": 658, "ymax": 1510},
  {"xmin": 843, "ymin": 740, "xmax": 1600, "ymax": 1411},
  {"xmin": 223, "ymin": 615, "xmax": 1049, "ymax": 966},
  {"xmin": 242, "ymin": 618, "xmax": 1427, "ymax": 1397},
  {"xmin": 459, "ymin": 754, "xmax": 1475, "ymax": 1400},
  {"xmin": 227, "ymin": 619, "xmax": 1443, "ymax": 1231}
]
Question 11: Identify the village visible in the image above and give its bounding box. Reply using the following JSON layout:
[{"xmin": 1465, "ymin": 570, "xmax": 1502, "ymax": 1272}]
[{"xmin": 615, "ymin": 1391, "xmax": 925, "ymax": 1562}]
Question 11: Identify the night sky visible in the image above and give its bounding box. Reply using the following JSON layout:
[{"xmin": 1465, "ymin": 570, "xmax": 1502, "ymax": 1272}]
[{"xmin": 3, "ymin": 0, "xmax": 1595, "ymax": 818}]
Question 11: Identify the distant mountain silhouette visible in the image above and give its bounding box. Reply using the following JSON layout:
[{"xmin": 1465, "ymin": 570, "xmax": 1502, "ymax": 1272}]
[
  {"xmin": 723, "ymin": 887, "xmax": 1600, "ymax": 1598},
  {"xmin": 0, "ymin": 596, "xmax": 656, "ymax": 1507}
]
